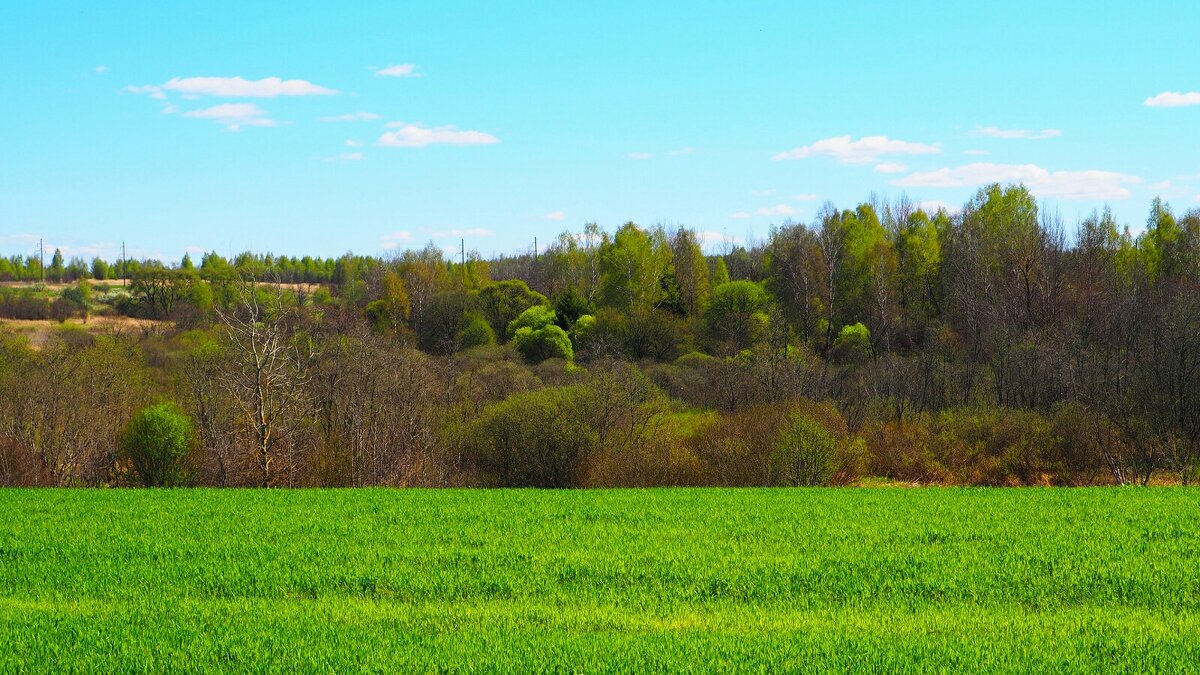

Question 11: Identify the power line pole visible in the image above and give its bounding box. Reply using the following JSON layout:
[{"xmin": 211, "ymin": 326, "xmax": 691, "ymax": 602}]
[
  {"xmin": 39, "ymin": 239, "xmax": 44, "ymax": 284},
  {"xmin": 533, "ymin": 236, "xmax": 538, "ymax": 261},
  {"xmin": 121, "ymin": 242, "xmax": 126, "ymax": 287}
]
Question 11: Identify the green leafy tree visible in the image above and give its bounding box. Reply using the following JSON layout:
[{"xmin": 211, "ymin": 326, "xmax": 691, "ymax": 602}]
[
  {"xmin": 512, "ymin": 324, "xmax": 574, "ymax": 362},
  {"xmin": 120, "ymin": 403, "xmax": 195, "ymax": 487},
  {"xmin": 712, "ymin": 257, "xmax": 730, "ymax": 287},
  {"xmin": 703, "ymin": 281, "xmax": 771, "ymax": 354},
  {"xmin": 479, "ymin": 279, "xmax": 548, "ymax": 337},
  {"xmin": 48, "ymin": 248, "xmax": 65, "ymax": 283}
]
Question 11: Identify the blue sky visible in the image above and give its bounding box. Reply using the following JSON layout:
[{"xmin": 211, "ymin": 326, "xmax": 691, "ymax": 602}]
[{"xmin": 2, "ymin": 1, "xmax": 1198, "ymax": 262}]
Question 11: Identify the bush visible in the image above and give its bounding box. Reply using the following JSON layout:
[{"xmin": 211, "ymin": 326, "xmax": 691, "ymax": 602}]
[
  {"xmin": 119, "ymin": 403, "xmax": 195, "ymax": 487},
  {"xmin": 506, "ymin": 305, "xmax": 557, "ymax": 337},
  {"xmin": 512, "ymin": 324, "xmax": 574, "ymax": 363},
  {"xmin": 457, "ymin": 315, "xmax": 496, "ymax": 350},
  {"xmin": 831, "ymin": 322, "xmax": 872, "ymax": 364},
  {"xmin": 771, "ymin": 414, "xmax": 838, "ymax": 486},
  {"xmin": 457, "ymin": 386, "xmax": 598, "ymax": 487}
]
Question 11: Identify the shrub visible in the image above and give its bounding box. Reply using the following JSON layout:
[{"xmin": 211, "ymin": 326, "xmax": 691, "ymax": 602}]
[
  {"xmin": 512, "ymin": 324, "xmax": 574, "ymax": 363},
  {"xmin": 457, "ymin": 315, "xmax": 496, "ymax": 350},
  {"xmin": 771, "ymin": 414, "xmax": 838, "ymax": 486},
  {"xmin": 457, "ymin": 386, "xmax": 598, "ymax": 487},
  {"xmin": 119, "ymin": 403, "xmax": 195, "ymax": 487},
  {"xmin": 831, "ymin": 322, "xmax": 872, "ymax": 363},
  {"xmin": 506, "ymin": 305, "xmax": 557, "ymax": 337}
]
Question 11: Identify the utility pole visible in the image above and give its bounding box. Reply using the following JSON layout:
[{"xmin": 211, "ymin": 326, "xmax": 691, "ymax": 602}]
[
  {"xmin": 460, "ymin": 238, "xmax": 465, "ymax": 267},
  {"xmin": 533, "ymin": 236, "xmax": 538, "ymax": 261},
  {"xmin": 121, "ymin": 242, "xmax": 126, "ymax": 287},
  {"xmin": 39, "ymin": 239, "xmax": 44, "ymax": 284}
]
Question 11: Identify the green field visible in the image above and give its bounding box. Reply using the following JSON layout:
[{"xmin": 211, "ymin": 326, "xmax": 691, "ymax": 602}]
[{"xmin": 2, "ymin": 489, "xmax": 1199, "ymax": 672}]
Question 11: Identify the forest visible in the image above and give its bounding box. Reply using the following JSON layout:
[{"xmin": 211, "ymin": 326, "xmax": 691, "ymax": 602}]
[{"xmin": 1, "ymin": 183, "xmax": 1198, "ymax": 489}]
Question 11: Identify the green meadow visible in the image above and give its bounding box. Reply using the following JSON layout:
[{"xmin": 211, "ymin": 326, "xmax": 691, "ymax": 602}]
[{"xmin": 2, "ymin": 488, "xmax": 1198, "ymax": 672}]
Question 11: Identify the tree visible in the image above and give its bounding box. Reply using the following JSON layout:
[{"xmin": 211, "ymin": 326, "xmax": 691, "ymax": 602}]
[
  {"xmin": 479, "ymin": 279, "xmax": 547, "ymax": 337},
  {"xmin": 703, "ymin": 281, "xmax": 771, "ymax": 354},
  {"xmin": 120, "ymin": 403, "xmax": 194, "ymax": 487},
  {"xmin": 216, "ymin": 283, "xmax": 318, "ymax": 487},
  {"xmin": 512, "ymin": 324, "xmax": 574, "ymax": 362},
  {"xmin": 48, "ymin": 249, "xmax": 65, "ymax": 283}
]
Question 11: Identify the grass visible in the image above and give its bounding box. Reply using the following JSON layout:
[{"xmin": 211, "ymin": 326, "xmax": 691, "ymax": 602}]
[{"xmin": 1, "ymin": 488, "xmax": 1198, "ymax": 672}]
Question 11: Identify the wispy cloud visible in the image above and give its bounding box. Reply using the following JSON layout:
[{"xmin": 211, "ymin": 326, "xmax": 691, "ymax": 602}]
[
  {"xmin": 128, "ymin": 76, "xmax": 337, "ymax": 99},
  {"xmin": 319, "ymin": 152, "xmax": 364, "ymax": 162},
  {"xmin": 379, "ymin": 123, "xmax": 499, "ymax": 147},
  {"xmin": 380, "ymin": 231, "xmax": 414, "ymax": 250},
  {"xmin": 964, "ymin": 149, "xmax": 990, "ymax": 156},
  {"xmin": 183, "ymin": 103, "xmax": 277, "ymax": 130},
  {"xmin": 730, "ymin": 211, "xmax": 751, "ymax": 219},
  {"xmin": 345, "ymin": 139, "xmax": 363, "ymax": 147},
  {"xmin": 1144, "ymin": 91, "xmax": 1200, "ymax": 108},
  {"xmin": 544, "ymin": 211, "xmax": 566, "ymax": 221},
  {"xmin": 756, "ymin": 204, "xmax": 797, "ymax": 216},
  {"xmin": 373, "ymin": 64, "xmax": 421, "ymax": 78},
  {"xmin": 669, "ymin": 147, "xmax": 697, "ymax": 156},
  {"xmin": 874, "ymin": 162, "xmax": 909, "ymax": 174},
  {"xmin": 793, "ymin": 193, "xmax": 820, "ymax": 201},
  {"xmin": 319, "ymin": 112, "xmax": 381, "ymax": 122},
  {"xmin": 773, "ymin": 135, "xmax": 940, "ymax": 163},
  {"xmin": 93, "ymin": 65, "xmax": 108, "ymax": 74},
  {"xmin": 973, "ymin": 126, "xmax": 1062, "ymax": 140},
  {"xmin": 892, "ymin": 163, "xmax": 1143, "ymax": 200},
  {"xmin": 918, "ymin": 200, "xmax": 959, "ymax": 214},
  {"xmin": 627, "ymin": 152, "xmax": 653, "ymax": 160}
]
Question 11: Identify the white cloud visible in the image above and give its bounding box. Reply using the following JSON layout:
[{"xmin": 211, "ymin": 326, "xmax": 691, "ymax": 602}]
[
  {"xmin": 891, "ymin": 162, "xmax": 1143, "ymax": 200},
  {"xmin": 874, "ymin": 162, "xmax": 909, "ymax": 174},
  {"xmin": 963, "ymin": 149, "xmax": 990, "ymax": 156},
  {"xmin": 378, "ymin": 123, "xmax": 499, "ymax": 147},
  {"xmin": 545, "ymin": 211, "xmax": 566, "ymax": 221},
  {"xmin": 93, "ymin": 65, "xmax": 108, "ymax": 74},
  {"xmin": 973, "ymin": 126, "xmax": 1062, "ymax": 140},
  {"xmin": 374, "ymin": 64, "xmax": 421, "ymax": 78},
  {"xmin": 124, "ymin": 84, "xmax": 166, "ymax": 99},
  {"xmin": 751, "ymin": 189, "xmax": 775, "ymax": 197},
  {"xmin": 345, "ymin": 139, "xmax": 363, "ymax": 147},
  {"xmin": 917, "ymin": 200, "xmax": 959, "ymax": 215},
  {"xmin": 756, "ymin": 204, "xmax": 797, "ymax": 216},
  {"xmin": 1144, "ymin": 91, "xmax": 1200, "ymax": 108},
  {"xmin": 730, "ymin": 211, "xmax": 751, "ymax": 219},
  {"xmin": 772, "ymin": 135, "xmax": 940, "ymax": 163},
  {"xmin": 380, "ymin": 231, "xmax": 414, "ymax": 250},
  {"xmin": 427, "ymin": 228, "xmax": 491, "ymax": 238},
  {"xmin": 164, "ymin": 76, "xmax": 336, "ymax": 97},
  {"xmin": 1149, "ymin": 180, "xmax": 1172, "ymax": 191},
  {"xmin": 183, "ymin": 103, "xmax": 277, "ymax": 130},
  {"xmin": 627, "ymin": 152, "xmax": 653, "ymax": 160},
  {"xmin": 340, "ymin": 152, "xmax": 364, "ymax": 161},
  {"xmin": 161, "ymin": 103, "xmax": 179, "ymax": 115},
  {"xmin": 319, "ymin": 112, "xmax": 381, "ymax": 122}
]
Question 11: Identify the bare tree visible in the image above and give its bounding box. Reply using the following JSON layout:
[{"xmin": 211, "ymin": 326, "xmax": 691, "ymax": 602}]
[{"xmin": 216, "ymin": 282, "xmax": 318, "ymax": 487}]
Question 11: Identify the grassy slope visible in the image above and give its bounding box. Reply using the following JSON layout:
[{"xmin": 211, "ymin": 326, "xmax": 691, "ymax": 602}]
[{"xmin": 1, "ymin": 488, "xmax": 1198, "ymax": 672}]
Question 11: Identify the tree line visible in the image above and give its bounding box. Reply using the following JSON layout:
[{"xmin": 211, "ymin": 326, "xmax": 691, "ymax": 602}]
[{"xmin": 1, "ymin": 183, "xmax": 1198, "ymax": 488}]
